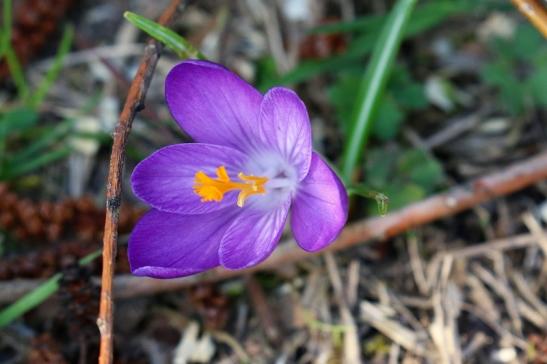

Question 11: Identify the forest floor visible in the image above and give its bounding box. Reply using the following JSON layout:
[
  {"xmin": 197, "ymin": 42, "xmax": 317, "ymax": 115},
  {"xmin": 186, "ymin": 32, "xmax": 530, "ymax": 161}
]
[{"xmin": 1, "ymin": 0, "xmax": 547, "ymax": 363}]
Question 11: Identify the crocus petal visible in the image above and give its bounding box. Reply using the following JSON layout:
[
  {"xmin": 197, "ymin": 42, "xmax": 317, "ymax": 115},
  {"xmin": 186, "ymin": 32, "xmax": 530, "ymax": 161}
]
[
  {"xmin": 258, "ymin": 87, "xmax": 312, "ymax": 180},
  {"xmin": 219, "ymin": 200, "xmax": 290, "ymax": 269},
  {"xmin": 131, "ymin": 143, "xmax": 248, "ymax": 215},
  {"xmin": 291, "ymin": 153, "xmax": 348, "ymax": 252},
  {"xmin": 128, "ymin": 208, "xmax": 239, "ymax": 278},
  {"xmin": 165, "ymin": 60, "xmax": 262, "ymax": 152}
]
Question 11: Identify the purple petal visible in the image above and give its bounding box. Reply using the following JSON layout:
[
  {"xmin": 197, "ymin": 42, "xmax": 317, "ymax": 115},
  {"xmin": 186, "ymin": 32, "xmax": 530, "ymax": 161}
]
[
  {"xmin": 165, "ymin": 60, "xmax": 262, "ymax": 152},
  {"xmin": 128, "ymin": 208, "xmax": 239, "ymax": 278},
  {"xmin": 131, "ymin": 143, "xmax": 248, "ymax": 214},
  {"xmin": 219, "ymin": 200, "xmax": 290, "ymax": 269},
  {"xmin": 258, "ymin": 87, "xmax": 312, "ymax": 180},
  {"xmin": 291, "ymin": 153, "xmax": 348, "ymax": 252}
]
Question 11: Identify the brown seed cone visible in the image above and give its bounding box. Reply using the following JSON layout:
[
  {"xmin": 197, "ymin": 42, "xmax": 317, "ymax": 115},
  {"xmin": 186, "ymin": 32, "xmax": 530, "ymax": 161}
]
[
  {"xmin": 0, "ymin": 183, "xmax": 144, "ymax": 245},
  {"xmin": 0, "ymin": 183, "xmax": 144, "ymax": 279}
]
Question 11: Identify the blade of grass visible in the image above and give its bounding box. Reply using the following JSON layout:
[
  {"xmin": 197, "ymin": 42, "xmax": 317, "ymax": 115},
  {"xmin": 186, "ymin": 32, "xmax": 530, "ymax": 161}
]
[
  {"xmin": 0, "ymin": 107, "xmax": 38, "ymax": 178},
  {"xmin": 1, "ymin": 0, "xmax": 28, "ymax": 99},
  {"xmin": 11, "ymin": 119, "xmax": 73, "ymax": 163},
  {"xmin": 341, "ymin": 0, "xmax": 417, "ymax": 182},
  {"xmin": 28, "ymin": 25, "xmax": 74, "ymax": 108},
  {"xmin": 6, "ymin": 146, "xmax": 70, "ymax": 178},
  {"xmin": 124, "ymin": 11, "xmax": 204, "ymax": 59},
  {"xmin": 5, "ymin": 46, "xmax": 29, "ymax": 100},
  {"xmin": 0, "ymin": 274, "xmax": 62, "ymax": 327},
  {"xmin": 0, "ymin": 0, "xmax": 13, "ymax": 59},
  {"xmin": 0, "ymin": 249, "xmax": 102, "ymax": 328},
  {"xmin": 0, "ymin": 107, "xmax": 39, "ymax": 138}
]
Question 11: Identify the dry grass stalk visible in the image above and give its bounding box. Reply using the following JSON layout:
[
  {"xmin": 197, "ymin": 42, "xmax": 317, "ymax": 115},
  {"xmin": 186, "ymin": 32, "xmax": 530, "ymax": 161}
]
[
  {"xmin": 360, "ymin": 301, "xmax": 428, "ymax": 357},
  {"xmin": 324, "ymin": 252, "xmax": 361, "ymax": 364}
]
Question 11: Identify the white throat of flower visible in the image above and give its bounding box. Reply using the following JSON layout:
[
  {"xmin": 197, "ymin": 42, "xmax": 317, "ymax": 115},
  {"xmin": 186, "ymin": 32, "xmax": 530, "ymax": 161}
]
[
  {"xmin": 245, "ymin": 151, "xmax": 299, "ymax": 210},
  {"xmin": 192, "ymin": 151, "xmax": 298, "ymax": 210}
]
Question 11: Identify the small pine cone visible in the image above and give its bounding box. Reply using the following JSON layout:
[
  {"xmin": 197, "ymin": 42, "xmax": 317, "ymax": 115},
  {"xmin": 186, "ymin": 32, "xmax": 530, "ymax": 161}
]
[
  {"xmin": 26, "ymin": 216, "xmax": 43, "ymax": 236},
  {"xmin": 0, "ymin": 212, "xmax": 15, "ymax": 228},
  {"xmin": 51, "ymin": 203, "xmax": 68, "ymax": 224},
  {"xmin": 39, "ymin": 201, "xmax": 54, "ymax": 220},
  {"xmin": 46, "ymin": 223, "xmax": 62, "ymax": 242}
]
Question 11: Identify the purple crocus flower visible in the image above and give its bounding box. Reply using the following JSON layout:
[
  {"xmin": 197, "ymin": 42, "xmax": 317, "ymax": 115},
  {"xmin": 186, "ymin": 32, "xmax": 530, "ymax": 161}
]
[{"xmin": 128, "ymin": 60, "xmax": 348, "ymax": 278}]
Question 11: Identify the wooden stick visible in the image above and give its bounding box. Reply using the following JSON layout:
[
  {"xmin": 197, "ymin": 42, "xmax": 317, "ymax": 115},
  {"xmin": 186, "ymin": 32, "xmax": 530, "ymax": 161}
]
[
  {"xmin": 511, "ymin": 0, "xmax": 547, "ymax": 38},
  {"xmin": 112, "ymin": 150, "xmax": 547, "ymax": 299},
  {"xmin": 97, "ymin": 1, "xmax": 181, "ymax": 363},
  {"xmin": 1, "ymin": 152, "xmax": 546, "ymax": 304}
]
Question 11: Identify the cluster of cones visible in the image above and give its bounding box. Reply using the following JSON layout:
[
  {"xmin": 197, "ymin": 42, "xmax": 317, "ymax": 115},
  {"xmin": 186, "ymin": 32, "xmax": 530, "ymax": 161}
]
[{"xmin": 0, "ymin": 183, "xmax": 144, "ymax": 279}]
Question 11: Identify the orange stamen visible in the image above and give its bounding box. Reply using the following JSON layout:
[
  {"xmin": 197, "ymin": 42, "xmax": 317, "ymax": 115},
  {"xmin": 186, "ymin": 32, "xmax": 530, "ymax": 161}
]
[{"xmin": 193, "ymin": 166, "xmax": 268, "ymax": 207}]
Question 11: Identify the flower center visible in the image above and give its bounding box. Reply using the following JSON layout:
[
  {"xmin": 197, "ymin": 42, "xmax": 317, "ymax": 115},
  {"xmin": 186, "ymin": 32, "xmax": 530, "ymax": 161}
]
[{"xmin": 193, "ymin": 166, "xmax": 268, "ymax": 207}]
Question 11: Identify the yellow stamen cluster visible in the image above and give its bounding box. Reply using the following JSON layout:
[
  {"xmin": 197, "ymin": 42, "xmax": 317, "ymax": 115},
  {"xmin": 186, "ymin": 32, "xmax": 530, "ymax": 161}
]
[{"xmin": 193, "ymin": 166, "xmax": 268, "ymax": 207}]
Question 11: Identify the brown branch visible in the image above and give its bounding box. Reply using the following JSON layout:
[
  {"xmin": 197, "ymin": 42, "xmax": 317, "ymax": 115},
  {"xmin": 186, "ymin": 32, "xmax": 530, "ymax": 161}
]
[
  {"xmin": 97, "ymin": 1, "xmax": 182, "ymax": 363},
  {"xmin": 112, "ymin": 149, "xmax": 547, "ymax": 299},
  {"xmin": 511, "ymin": 0, "xmax": 547, "ymax": 38},
  {"xmin": 1, "ymin": 151, "xmax": 546, "ymax": 304}
]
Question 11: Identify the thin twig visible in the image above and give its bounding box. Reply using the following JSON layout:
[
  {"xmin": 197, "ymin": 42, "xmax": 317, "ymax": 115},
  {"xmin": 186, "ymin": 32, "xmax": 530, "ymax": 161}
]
[
  {"xmin": 472, "ymin": 264, "xmax": 523, "ymax": 335},
  {"xmin": 111, "ymin": 150, "xmax": 547, "ymax": 298},
  {"xmin": 511, "ymin": 0, "xmax": 547, "ymax": 38},
  {"xmin": 408, "ymin": 233, "xmax": 430, "ymax": 295},
  {"xmin": 2, "ymin": 154, "xmax": 546, "ymax": 304},
  {"xmin": 97, "ymin": 1, "xmax": 181, "ymax": 363}
]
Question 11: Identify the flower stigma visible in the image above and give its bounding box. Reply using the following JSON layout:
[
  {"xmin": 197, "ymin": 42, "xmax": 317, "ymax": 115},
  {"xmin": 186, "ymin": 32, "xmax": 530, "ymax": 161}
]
[{"xmin": 193, "ymin": 166, "xmax": 268, "ymax": 207}]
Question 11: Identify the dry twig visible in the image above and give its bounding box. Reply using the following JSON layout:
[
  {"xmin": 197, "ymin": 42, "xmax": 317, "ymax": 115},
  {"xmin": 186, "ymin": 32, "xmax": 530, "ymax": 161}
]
[
  {"xmin": 112, "ymin": 150, "xmax": 547, "ymax": 298},
  {"xmin": 325, "ymin": 252, "xmax": 361, "ymax": 364},
  {"xmin": 97, "ymin": 1, "xmax": 182, "ymax": 363},
  {"xmin": 360, "ymin": 301, "xmax": 428, "ymax": 356},
  {"xmin": 511, "ymin": 0, "xmax": 547, "ymax": 38},
  {"xmin": 2, "ymin": 159, "xmax": 547, "ymax": 304}
]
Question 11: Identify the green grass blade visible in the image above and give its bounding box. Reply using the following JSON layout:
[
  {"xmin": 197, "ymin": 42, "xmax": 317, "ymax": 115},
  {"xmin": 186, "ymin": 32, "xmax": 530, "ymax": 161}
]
[
  {"xmin": 29, "ymin": 25, "xmax": 74, "ymax": 108},
  {"xmin": 0, "ymin": 249, "xmax": 102, "ymax": 328},
  {"xmin": 124, "ymin": 11, "xmax": 204, "ymax": 59},
  {"xmin": 0, "ymin": 0, "xmax": 13, "ymax": 59},
  {"xmin": 1, "ymin": 0, "xmax": 27, "ymax": 99},
  {"xmin": 0, "ymin": 107, "xmax": 39, "ymax": 138},
  {"xmin": 0, "ymin": 107, "xmax": 38, "ymax": 177},
  {"xmin": 5, "ymin": 47, "xmax": 29, "ymax": 100},
  {"xmin": 6, "ymin": 146, "xmax": 70, "ymax": 178},
  {"xmin": 341, "ymin": 0, "xmax": 417, "ymax": 182},
  {"xmin": 1, "ymin": 0, "xmax": 28, "ymax": 100},
  {"xmin": 79, "ymin": 250, "xmax": 102, "ymax": 265},
  {"xmin": 0, "ymin": 274, "xmax": 62, "ymax": 327},
  {"xmin": 11, "ymin": 119, "xmax": 73, "ymax": 163}
]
